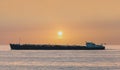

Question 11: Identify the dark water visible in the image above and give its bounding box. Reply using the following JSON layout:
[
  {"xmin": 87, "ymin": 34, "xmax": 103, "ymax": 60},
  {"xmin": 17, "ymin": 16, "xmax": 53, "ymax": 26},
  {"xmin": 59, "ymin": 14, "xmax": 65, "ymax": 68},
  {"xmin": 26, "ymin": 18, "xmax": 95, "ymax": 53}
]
[{"xmin": 0, "ymin": 45, "xmax": 120, "ymax": 70}]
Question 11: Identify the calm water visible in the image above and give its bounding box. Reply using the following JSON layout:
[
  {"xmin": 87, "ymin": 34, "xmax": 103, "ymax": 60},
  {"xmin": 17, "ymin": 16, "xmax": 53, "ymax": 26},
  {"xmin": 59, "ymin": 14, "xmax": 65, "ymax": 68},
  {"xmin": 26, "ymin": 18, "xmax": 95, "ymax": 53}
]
[{"xmin": 0, "ymin": 45, "xmax": 120, "ymax": 70}]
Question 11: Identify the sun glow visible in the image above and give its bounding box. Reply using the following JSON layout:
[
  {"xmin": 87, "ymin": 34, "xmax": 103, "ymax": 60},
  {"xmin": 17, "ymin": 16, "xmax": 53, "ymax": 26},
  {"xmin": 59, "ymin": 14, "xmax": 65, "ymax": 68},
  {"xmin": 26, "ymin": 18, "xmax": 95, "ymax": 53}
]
[
  {"xmin": 58, "ymin": 31, "xmax": 63, "ymax": 36},
  {"xmin": 58, "ymin": 31, "xmax": 63, "ymax": 39}
]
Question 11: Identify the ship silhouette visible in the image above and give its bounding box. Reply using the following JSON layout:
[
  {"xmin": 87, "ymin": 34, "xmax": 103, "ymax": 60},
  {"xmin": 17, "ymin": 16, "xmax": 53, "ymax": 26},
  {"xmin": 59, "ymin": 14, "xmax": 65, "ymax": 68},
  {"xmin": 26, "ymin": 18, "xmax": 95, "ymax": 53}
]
[{"xmin": 10, "ymin": 42, "xmax": 105, "ymax": 50}]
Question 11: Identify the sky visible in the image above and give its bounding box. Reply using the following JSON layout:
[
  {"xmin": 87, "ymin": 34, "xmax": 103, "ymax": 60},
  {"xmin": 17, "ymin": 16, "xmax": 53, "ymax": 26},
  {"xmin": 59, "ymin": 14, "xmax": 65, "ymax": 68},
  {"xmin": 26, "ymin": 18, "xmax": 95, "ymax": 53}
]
[{"xmin": 0, "ymin": 0, "xmax": 120, "ymax": 45}]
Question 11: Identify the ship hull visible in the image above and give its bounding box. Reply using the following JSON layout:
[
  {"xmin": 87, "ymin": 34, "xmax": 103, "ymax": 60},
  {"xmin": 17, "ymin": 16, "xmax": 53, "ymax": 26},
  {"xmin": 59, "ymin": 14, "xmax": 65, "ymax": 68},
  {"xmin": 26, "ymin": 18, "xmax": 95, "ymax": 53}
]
[{"xmin": 10, "ymin": 44, "xmax": 105, "ymax": 50}]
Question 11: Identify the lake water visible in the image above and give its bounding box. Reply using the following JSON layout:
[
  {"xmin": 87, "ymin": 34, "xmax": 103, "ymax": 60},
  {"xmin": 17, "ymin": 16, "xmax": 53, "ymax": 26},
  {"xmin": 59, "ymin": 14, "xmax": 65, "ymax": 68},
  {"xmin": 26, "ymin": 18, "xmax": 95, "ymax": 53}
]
[{"xmin": 0, "ymin": 45, "xmax": 120, "ymax": 70}]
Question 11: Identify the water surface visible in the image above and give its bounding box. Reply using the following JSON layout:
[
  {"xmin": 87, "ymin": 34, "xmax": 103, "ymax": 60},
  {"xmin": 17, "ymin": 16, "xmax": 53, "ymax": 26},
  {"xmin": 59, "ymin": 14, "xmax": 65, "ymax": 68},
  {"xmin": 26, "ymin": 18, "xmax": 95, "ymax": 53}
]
[{"xmin": 0, "ymin": 45, "xmax": 120, "ymax": 70}]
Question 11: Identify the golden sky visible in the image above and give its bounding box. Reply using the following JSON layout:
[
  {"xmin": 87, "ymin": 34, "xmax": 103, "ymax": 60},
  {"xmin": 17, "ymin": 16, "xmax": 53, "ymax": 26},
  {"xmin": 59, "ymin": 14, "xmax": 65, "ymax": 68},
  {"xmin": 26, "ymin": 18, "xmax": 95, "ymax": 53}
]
[{"xmin": 0, "ymin": 0, "xmax": 120, "ymax": 45}]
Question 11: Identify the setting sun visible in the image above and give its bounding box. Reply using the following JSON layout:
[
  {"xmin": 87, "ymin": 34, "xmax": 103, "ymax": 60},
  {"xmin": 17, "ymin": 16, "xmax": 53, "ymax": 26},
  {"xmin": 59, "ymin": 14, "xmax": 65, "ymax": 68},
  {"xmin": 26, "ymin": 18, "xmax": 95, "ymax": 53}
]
[
  {"xmin": 57, "ymin": 31, "xmax": 63, "ymax": 39},
  {"xmin": 58, "ymin": 31, "xmax": 63, "ymax": 36}
]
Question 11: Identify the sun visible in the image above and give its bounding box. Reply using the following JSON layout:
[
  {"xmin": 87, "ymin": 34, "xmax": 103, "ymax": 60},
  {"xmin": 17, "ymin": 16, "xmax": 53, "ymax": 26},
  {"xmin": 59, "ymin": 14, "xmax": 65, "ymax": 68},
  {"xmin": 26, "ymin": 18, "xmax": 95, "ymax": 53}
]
[
  {"xmin": 58, "ymin": 31, "xmax": 63, "ymax": 36},
  {"xmin": 58, "ymin": 31, "xmax": 63, "ymax": 39}
]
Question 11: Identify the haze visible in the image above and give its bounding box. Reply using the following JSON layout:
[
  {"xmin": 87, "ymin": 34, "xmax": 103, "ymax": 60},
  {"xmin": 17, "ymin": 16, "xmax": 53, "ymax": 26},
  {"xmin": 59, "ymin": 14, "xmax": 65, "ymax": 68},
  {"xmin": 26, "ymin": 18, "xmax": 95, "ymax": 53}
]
[{"xmin": 0, "ymin": 0, "xmax": 120, "ymax": 45}]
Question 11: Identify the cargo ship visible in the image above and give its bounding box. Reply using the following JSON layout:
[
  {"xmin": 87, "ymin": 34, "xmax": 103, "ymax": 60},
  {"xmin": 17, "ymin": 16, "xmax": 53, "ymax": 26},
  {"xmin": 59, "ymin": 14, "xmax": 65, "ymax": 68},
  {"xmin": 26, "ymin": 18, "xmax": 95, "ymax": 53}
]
[{"xmin": 10, "ymin": 42, "xmax": 105, "ymax": 50}]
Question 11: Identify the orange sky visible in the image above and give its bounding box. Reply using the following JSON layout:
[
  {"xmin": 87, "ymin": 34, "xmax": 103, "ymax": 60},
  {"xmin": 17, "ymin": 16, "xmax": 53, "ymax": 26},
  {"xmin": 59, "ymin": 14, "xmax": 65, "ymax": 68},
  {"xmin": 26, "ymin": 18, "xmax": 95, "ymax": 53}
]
[{"xmin": 0, "ymin": 0, "xmax": 120, "ymax": 45}]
